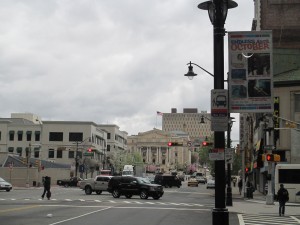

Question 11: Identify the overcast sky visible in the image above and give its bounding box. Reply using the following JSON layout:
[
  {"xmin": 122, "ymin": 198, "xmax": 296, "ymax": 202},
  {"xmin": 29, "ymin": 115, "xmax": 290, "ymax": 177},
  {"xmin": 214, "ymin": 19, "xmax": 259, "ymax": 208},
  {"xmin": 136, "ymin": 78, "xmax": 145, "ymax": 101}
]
[{"xmin": 0, "ymin": 0, "xmax": 254, "ymax": 143}]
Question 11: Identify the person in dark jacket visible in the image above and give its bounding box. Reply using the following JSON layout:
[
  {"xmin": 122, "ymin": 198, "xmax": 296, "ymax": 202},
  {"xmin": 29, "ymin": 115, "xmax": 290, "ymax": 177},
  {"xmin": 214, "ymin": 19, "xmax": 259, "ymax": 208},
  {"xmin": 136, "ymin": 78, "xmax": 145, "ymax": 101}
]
[
  {"xmin": 277, "ymin": 184, "xmax": 289, "ymax": 216},
  {"xmin": 238, "ymin": 179, "xmax": 243, "ymax": 195},
  {"xmin": 41, "ymin": 176, "xmax": 51, "ymax": 200}
]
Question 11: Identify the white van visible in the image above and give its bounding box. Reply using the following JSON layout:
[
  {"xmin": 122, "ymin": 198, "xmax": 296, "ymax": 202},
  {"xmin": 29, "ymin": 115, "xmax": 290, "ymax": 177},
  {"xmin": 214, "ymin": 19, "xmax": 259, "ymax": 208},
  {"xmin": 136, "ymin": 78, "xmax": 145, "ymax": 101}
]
[{"xmin": 122, "ymin": 165, "xmax": 134, "ymax": 176}]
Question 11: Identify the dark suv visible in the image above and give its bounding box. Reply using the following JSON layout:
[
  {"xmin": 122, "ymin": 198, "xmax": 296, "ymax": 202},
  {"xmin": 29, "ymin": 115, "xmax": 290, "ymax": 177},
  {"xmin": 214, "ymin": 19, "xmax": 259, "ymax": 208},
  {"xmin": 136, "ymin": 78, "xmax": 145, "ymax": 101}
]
[
  {"xmin": 154, "ymin": 174, "xmax": 182, "ymax": 188},
  {"xmin": 107, "ymin": 176, "xmax": 164, "ymax": 200}
]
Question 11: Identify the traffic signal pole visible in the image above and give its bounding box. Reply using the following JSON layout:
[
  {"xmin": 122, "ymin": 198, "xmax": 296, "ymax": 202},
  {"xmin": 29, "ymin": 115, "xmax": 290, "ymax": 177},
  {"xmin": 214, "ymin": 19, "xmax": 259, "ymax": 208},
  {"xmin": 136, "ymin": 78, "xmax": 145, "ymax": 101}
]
[{"xmin": 265, "ymin": 129, "xmax": 274, "ymax": 205}]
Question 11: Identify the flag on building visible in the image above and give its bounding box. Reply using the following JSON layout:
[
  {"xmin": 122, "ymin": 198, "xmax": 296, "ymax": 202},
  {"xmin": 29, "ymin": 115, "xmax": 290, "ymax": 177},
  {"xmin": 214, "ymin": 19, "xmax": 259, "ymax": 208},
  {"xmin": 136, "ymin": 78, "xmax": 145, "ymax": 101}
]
[{"xmin": 157, "ymin": 111, "xmax": 163, "ymax": 116}]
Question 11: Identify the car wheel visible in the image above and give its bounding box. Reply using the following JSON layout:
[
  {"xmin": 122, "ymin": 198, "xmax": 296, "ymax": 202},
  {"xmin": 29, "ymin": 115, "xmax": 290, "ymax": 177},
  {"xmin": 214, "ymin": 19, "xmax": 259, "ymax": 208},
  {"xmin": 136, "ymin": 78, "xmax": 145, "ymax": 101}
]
[
  {"xmin": 164, "ymin": 185, "xmax": 168, "ymax": 188},
  {"xmin": 85, "ymin": 186, "xmax": 92, "ymax": 195},
  {"xmin": 112, "ymin": 189, "xmax": 120, "ymax": 198},
  {"xmin": 125, "ymin": 194, "xmax": 132, "ymax": 199},
  {"xmin": 140, "ymin": 190, "xmax": 148, "ymax": 199},
  {"xmin": 64, "ymin": 184, "xmax": 69, "ymax": 188},
  {"xmin": 96, "ymin": 191, "xmax": 102, "ymax": 195},
  {"xmin": 177, "ymin": 185, "xmax": 180, "ymax": 188},
  {"xmin": 6, "ymin": 189, "xmax": 10, "ymax": 192}
]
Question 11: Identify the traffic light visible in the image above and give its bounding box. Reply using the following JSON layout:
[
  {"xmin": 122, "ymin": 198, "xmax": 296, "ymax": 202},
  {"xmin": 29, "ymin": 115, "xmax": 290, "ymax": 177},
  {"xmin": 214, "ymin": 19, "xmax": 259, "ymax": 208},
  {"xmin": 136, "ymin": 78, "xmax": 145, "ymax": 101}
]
[
  {"xmin": 21, "ymin": 157, "xmax": 27, "ymax": 165},
  {"xmin": 274, "ymin": 154, "xmax": 281, "ymax": 162},
  {"xmin": 202, "ymin": 141, "xmax": 213, "ymax": 146},
  {"xmin": 35, "ymin": 160, "xmax": 40, "ymax": 167},
  {"xmin": 245, "ymin": 167, "xmax": 249, "ymax": 173},
  {"xmin": 87, "ymin": 148, "xmax": 92, "ymax": 152},
  {"xmin": 266, "ymin": 154, "xmax": 274, "ymax": 162},
  {"xmin": 167, "ymin": 142, "xmax": 182, "ymax": 147}
]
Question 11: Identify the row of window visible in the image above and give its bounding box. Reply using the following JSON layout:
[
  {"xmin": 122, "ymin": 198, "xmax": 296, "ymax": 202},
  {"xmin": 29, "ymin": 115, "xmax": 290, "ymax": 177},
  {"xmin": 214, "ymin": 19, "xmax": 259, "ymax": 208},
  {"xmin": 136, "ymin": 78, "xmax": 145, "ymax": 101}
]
[
  {"xmin": 4, "ymin": 131, "xmax": 105, "ymax": 144},
  {"xmin": 8, "ymin": 147, "xmax": 81, "ymax": 159},
  {"xmin": 4, "ymin": 131, "xmax": 41, "ymax": 142}
]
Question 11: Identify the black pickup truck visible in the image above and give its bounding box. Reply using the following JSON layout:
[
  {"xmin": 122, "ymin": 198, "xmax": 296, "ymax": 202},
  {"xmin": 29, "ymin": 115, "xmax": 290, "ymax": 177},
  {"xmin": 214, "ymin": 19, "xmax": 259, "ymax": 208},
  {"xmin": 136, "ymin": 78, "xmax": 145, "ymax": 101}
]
[{"xmin": 57, "ymin": 177, "xmax": 82, "ymax": 187}]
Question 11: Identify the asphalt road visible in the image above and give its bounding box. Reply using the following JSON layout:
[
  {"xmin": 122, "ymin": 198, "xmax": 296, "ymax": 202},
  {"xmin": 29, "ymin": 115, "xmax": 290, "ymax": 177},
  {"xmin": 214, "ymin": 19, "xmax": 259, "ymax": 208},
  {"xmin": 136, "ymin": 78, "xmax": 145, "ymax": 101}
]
[{"xmin": 2, "ymin": 182, "xmax": 298, "ymax": 225}]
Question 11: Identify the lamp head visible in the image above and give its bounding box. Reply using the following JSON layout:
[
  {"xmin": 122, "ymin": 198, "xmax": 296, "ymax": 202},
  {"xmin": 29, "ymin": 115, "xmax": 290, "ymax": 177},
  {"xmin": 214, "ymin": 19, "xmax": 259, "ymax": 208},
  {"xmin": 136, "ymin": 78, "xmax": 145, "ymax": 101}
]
[
  {"xmin": 184, "ymin": 61, "xmax": 197, "ymax": 80},
  {"xmin": 198, "ymin": 0, "xmax": 238, "ymax": 25}
]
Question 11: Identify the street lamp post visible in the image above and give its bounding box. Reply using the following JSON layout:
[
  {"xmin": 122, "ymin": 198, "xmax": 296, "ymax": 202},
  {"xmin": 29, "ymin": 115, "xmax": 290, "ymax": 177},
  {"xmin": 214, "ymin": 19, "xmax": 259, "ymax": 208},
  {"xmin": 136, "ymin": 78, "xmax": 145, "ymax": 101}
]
[
  {"xmin": 198, "ymin": 1, "xmax": 237, "ymax": 225},
  {"xmin": 26, "ymin": 143, "xmax": 31, "ymax": 188},
  {"xmin": 74, "ymin": 137, "xmax": 91, "ymax": 177},
  {"xmin": 226, "ymin": 117, "xmax": 235, "ymax": 206}
]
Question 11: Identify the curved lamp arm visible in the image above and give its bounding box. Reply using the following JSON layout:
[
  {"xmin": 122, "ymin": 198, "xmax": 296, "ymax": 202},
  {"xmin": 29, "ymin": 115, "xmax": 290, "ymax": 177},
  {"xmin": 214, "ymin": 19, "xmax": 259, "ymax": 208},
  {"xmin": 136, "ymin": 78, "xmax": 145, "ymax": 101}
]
[{"xmin": 186, "ymin": 61, "xmax": 214, "ymax": 78}]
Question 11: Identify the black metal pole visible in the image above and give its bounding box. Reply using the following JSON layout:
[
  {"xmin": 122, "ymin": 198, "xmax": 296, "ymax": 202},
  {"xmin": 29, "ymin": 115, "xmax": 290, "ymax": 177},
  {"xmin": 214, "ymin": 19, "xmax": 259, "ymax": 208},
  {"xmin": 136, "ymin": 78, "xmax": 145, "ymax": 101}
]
[
  {"xmin": 75, "ymin": 142, "xmax": 78, "ymax": 177},
  {"xmin": 212, "ymin": 0, "xmax": 228, "ymax": 224},
  {"xmin": 226, "ymin": 117, "xmax": 233, "ymax": 206}
]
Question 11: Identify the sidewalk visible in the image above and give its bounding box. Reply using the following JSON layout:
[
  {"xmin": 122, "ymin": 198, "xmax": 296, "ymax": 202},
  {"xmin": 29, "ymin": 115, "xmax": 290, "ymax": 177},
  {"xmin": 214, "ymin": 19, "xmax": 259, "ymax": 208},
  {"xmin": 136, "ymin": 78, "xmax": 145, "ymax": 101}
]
[{"xmin": 229, "ymin": 185, "xmax": 300, "ymax": 216}]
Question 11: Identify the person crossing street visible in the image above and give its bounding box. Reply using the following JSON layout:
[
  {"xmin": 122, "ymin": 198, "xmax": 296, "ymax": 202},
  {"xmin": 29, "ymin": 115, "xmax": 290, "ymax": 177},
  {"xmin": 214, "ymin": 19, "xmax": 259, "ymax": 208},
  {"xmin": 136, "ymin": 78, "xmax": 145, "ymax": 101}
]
[
  {"xmin": 277, "ymin": 184, "xmax": 289, "ymax": 216},
  {"xmin": 41, "ymin": 176, "xmax": 51, "ymax": 200}
]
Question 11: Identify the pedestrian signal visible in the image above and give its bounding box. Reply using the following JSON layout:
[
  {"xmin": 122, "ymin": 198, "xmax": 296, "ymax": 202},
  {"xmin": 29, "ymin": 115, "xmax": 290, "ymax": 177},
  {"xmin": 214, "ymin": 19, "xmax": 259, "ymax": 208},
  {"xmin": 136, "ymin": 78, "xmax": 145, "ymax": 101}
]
[{"xmin": 245, "ymin": 167, "xmax": 249, "ymax": 173}]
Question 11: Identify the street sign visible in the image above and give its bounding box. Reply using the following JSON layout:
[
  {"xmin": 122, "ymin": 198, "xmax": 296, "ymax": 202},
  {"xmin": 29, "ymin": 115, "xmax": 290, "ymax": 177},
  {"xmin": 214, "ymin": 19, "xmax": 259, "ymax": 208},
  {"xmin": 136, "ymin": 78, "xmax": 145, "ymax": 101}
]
[
  {"xmin": 211, "ymin": 89, "xmax": 228, "ymax": 131},
  {"xmin": 209, "ymin": 148, "xmax": 225, "ymax": 161},
  {"xmin": 225, "ymin": 148, "xmax": 234, "ymax": 163},
  {"xmin": 263, "ymin": 145, "xmax": 275, "ymax": 151},
  {"xmin": 83, "ymin": 152, "xmax": 93, "ymax": 156}
]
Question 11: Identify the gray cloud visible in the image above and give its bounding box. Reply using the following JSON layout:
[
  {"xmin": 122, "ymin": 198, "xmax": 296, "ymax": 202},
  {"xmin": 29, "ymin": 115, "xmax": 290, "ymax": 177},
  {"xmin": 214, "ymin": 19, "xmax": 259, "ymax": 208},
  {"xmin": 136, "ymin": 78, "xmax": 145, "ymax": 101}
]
[{"xmin": 0, "ymin": 0, "xmax": 253, "ymax": 142}]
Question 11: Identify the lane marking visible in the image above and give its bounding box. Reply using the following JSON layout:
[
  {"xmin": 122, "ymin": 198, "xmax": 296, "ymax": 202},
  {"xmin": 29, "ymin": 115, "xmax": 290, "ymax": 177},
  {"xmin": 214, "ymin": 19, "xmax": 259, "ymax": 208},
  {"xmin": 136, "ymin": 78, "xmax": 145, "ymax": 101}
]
[
  {"xmin": 237, "ymin": 214, "xmax": 245, "ymax": 225},
  {"xmin": 0, "ymin": 205, "xmax": 40, "ymax": 213},
  {"xmin": 290, "ymin": 216, "xmax": 300, "ymax": 223},
  {"xmin": 48, "ymin": 207, "xmax": 112, "ymax": 225}
]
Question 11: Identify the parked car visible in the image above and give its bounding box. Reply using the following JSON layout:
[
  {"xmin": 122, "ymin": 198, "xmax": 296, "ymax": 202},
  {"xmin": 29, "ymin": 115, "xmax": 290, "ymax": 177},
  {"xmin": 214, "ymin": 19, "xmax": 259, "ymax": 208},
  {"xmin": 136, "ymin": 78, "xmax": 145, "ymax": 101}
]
[
  {"xmin": 196, "ymin": 175, "xmax": 207, "ymax": 184},
  {"xmin": 79, "ymin": 175, "xmax": 112, "ymax": 195},
  {"xmin": 108, "ymin": 176, "xmax": 164, "ymax": 200},
  {"xmin": 0, "ymin": 177, "xmax": 12, "ymax": 192},
  {"xmin": 154, "ymin": 174, "xmax": 182, "ymax": 188},
  {"xmin": 206, "ymin": 179, "xmax": 215, "ymax": 189},
  {"xmin": 57, "ymin": 177, "xmax": 82, "ymax": 187},
  {"xmin": 187, "ymin": 176, "xmax": 198, "ymax": 187}
]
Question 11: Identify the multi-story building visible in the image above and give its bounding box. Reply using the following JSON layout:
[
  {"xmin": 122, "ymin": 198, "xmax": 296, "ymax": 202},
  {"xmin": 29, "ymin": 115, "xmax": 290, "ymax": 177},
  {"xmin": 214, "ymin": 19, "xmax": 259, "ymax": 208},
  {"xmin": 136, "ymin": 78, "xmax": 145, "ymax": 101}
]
[
  {"xmin": 241, "ymin": 0, "xmax": 300, "ymax": 194},
  {"xmin": 98, "ymin": 124, "xmax": 128, "ymax": 170},
  {"xmin": 162, "ymin": 108, "xmax": 212, "ymax": 144},
  {"xmin": 0, "ymin": 113, "xmax": 128, "ymax": 182},
  {"xmin": 127, "ymin": 128, "xmax": 191, "ymax": 173}
]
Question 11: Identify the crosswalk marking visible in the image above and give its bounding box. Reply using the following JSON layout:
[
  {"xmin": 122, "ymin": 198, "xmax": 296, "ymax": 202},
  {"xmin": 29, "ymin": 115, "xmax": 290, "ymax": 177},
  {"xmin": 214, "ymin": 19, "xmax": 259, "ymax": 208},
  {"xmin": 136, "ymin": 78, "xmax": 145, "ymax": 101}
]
[
  {"xmin": 0, "ymin": 197, "xmax": 209, "ymax": 208},
  {"xmin": 238, "ymin": 214, "xmax": 300, "ymax": 225}
]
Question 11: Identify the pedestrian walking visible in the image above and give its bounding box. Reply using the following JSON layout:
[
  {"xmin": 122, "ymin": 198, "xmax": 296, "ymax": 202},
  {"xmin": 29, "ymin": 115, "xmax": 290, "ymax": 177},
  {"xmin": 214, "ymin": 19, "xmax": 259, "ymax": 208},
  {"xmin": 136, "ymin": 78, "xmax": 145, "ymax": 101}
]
[
  {"xmin": 277, "ymin": 184, "xmax": 289, "ymax": 216},
  {"xmin": 41, "ymin": 176, "xmax": 51, "ymax": 200},
  {"xmin": 238, "ymin": 178, "xmax": 242, "ymax": 195},
  {"xmin": 232, "ymin": 177, "xmax": 237, "ymax": 187}
]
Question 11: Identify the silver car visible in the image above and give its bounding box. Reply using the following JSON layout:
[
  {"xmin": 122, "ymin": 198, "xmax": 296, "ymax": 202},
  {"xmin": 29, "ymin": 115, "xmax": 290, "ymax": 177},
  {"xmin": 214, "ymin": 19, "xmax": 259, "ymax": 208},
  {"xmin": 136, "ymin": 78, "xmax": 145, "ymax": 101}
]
[
  {"xmin": 206, "ymin": 179, "xmax": 215, "ymax": 189},
  {"xmin": 0, "ymin": 177, "xmax": 12, "ymax": 192}
]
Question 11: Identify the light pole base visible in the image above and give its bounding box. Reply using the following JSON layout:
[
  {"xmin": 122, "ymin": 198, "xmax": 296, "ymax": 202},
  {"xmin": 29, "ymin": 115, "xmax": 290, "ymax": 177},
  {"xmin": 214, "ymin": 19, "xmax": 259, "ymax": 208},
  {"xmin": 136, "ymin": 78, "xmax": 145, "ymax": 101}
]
[
  {"xmin": 212, "ymin": 208, "xmax": 229, "ymax": 225},
  {"xmin": 266, "ymin": 194, "xmax": 274, "ymax": 205}
]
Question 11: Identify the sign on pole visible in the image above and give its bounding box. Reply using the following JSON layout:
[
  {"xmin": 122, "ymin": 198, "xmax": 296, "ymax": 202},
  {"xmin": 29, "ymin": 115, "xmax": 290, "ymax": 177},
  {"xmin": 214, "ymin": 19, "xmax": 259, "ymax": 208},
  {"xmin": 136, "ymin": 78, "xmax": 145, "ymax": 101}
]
[
  {"xmin": 225, "ymin": 148, "xmax": 234, "ymax": 163},
  {"xmin": 209, "ymin": 148, "xmax": 225, "ymax": 161},
  {"xmin": 228, "ymin": 31, "xmax": 273, "ymax": 113},
  {"xmin": 211, "ymin": 89, "xmax": 228, "ymax": 131}
]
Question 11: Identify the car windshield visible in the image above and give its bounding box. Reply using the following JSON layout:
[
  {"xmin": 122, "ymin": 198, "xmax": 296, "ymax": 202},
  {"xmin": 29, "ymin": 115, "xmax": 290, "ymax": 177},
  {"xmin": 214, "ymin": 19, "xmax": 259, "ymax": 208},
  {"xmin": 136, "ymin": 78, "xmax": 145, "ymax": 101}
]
[
  {"xmin": 136, "ymin": 177, "xmax": 151, "ymax": 184},
  {"xmin": 122, "ymin": 171, "xmax": 133, "ymax": 175},
  {"xmin": 0, "ymin": 177, "xmax": 5, "ymax": 182}
]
